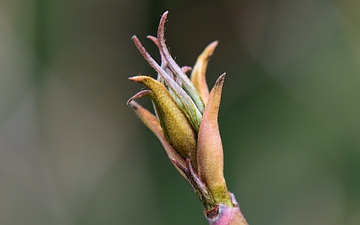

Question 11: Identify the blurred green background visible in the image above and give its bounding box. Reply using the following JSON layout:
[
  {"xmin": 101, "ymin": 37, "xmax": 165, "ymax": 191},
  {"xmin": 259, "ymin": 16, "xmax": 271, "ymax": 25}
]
[{"xmin": 1, "ymin": 0, "xmax": 359, "ymax": 224}]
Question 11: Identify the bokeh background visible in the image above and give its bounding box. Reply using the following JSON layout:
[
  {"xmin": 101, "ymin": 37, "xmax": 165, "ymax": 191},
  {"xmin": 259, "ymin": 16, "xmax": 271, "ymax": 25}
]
[{"xmin": 1, "ymin": 0, "xmax": 359, "ymax": 224}]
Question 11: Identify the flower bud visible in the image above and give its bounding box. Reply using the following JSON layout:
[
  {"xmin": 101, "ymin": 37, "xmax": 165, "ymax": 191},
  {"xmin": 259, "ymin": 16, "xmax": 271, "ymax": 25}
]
[{"xmin": 128, "ymin": 11, "xmax": 235, "ymax": 210}]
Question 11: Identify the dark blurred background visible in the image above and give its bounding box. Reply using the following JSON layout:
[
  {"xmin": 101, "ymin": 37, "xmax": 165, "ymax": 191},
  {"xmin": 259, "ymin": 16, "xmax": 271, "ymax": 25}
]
[{"xmin": 1, "ymin": 0, "xmax": 359, "ymax": 224}]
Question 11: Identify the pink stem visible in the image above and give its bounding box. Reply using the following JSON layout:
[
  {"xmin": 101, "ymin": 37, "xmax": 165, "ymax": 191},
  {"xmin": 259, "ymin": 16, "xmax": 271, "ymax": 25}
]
[{"xmin": 205, "ymin": 194, "xmax": 248, "ymax": 225}]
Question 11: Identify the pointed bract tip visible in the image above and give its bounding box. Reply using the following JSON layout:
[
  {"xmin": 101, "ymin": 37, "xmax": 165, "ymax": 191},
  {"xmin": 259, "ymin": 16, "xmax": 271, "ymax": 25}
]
[
  {"xmin": 158, "ymin": 11, "xmax": 168, "ymax": 37},
  {"xmin": 128, "ymin": 76, "xmax": 137, "ymax": 81},
  {"xmin": 128, "ymin": 75, "xmax": 148, "ymax": 83},
  {"xmin": 208, "ymin": 40, "xmax": 219, "ymax": 51},
  {"xmin": 216, "ymin": 73, "xmax": 226, "ymax": 86},
  {"xmin": 147, "ymin": 35, "xmax": 158, "ymax": 43}
]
